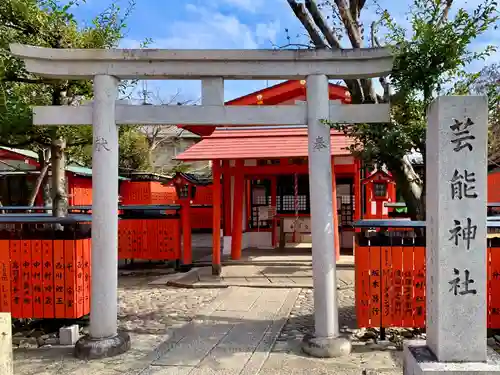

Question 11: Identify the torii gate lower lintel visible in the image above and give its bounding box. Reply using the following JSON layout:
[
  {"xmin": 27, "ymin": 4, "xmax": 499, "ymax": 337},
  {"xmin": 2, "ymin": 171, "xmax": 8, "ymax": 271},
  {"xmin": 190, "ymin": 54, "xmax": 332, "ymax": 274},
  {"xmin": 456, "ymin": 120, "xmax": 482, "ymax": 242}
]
[{"xmin": 10, "ymin": 43, "xmax": 393, "ymax": 360}]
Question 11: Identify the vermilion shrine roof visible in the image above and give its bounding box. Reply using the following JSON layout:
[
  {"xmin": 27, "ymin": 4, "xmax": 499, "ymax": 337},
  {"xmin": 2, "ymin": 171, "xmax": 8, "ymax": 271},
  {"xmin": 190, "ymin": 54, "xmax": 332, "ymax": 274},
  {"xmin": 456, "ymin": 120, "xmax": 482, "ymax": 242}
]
[
  {"xmin": 178, "ymin": 79, "xmax": 351, "ymax": 136},
  {"xmin": 175, "ymin": 127, "xmax": 353, "ymax": 161},
  {"xmin": 176, "ymin": 80, "xmax": 354, "ymax": 161}
]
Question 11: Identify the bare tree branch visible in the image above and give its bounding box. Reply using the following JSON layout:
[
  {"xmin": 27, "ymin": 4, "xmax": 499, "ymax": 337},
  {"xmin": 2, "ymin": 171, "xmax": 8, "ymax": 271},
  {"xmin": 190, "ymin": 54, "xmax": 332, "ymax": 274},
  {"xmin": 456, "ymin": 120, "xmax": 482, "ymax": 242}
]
[
  {"xmin": 437, "ymin": 0, "xmax": 454, "ymax": 25},
  {"xmin": 286, "ymin": 0, "xmax": 327, "ymax": 48},
  {"xmin": 349, "ymin": 0, "xmax": 366, "ymax": 21},
  {"xmin": 333, "ymin": 0, "xmax": 363, "ymax": 48},
  {"xmin": 305, "ymin": 0, "xmax": 342, "ymax": 48}
]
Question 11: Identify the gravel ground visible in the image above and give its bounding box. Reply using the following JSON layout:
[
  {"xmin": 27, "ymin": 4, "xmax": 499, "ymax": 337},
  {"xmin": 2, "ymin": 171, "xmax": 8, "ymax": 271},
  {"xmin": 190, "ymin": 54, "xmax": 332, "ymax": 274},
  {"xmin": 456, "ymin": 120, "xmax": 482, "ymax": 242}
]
[
  {"xmin": 274, "ymin": 287, "xmax": 356, "ymax": 349},
  {"xmin": 116, "ymin": 274, "xmax": 220, "ymax": 335},
  {"xmin": 14, "ymin": 274, "xmax": 222, "ymax": 375}
]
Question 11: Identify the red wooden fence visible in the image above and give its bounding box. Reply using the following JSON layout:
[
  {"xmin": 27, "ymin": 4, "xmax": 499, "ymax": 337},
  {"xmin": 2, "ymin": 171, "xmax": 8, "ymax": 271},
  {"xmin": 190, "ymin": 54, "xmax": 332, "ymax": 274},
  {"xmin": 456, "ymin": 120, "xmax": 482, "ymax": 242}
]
[
  {"xmin": 0, "ymin": 224, "xmax": 91, "ymax": 319},
  {"xmin": 118, "ymin": 218, "xmax": 181, "ymax": 260},
  {"xmin": 355, "ymin": 233, "xmax": 500, "ymax": 328}
]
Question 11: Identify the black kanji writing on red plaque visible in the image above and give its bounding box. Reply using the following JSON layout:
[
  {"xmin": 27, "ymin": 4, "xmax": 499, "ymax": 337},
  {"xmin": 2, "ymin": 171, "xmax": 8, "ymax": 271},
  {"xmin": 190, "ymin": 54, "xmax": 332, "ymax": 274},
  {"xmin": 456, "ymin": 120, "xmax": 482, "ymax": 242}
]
[
  {"xmin": 450, "ymin": 117, "xmax": 475, "ymax": 152},
  {"xmin": 448, "ymin": 217, "xmax": 477, "ymax": 250},
  {"xmin": 45, "ymin": 297, "xmax": 52, "ymax": 305},
  {"xmin": 448, "ymin": 268, "xmax": 477, "ymax": 296},
  {"xmin": 372, "ymin": 295, "xmax": 379, "ymax": 303},
  {"xmin": 492, "ymin": 308, "xmax": 500, "ymax": 315},
  {"xmin": 55, "ymin": 263, "xmax": 64, "ymax": 269},
  {"xmin": 493, "ymin": 271, "xmax": 500, "ymax": 279},
  {"xmin": 56, "ymin": 286, "xmax": 64, "ymax": 293},
  {"xmin": 450, "ymin": 169, "xmax": 478, "ymax": 200}
]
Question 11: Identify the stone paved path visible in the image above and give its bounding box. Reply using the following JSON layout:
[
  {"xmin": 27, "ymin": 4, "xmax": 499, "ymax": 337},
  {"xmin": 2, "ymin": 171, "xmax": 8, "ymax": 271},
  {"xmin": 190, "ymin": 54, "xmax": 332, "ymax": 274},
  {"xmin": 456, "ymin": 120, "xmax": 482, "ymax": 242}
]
[
  {"xmin": 13, "ymin": 269, "xmax": 406, "ymax": 375},
  {"xmin": 158, "ymin": 264, "xmax": 355, "ymax": 290},
  {"xmin": 139, "ymin": 287, "xmax": 299, "ymax": 375}
]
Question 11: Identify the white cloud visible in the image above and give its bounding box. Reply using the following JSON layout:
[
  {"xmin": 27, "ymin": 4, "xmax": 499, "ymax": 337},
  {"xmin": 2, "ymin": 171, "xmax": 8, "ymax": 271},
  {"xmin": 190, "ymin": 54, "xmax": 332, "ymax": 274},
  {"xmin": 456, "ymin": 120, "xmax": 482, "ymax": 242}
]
[
  {"xmin": 255, "ymin": 20, "xmax": 280, "ymax": 46},
  {"xmin": 217, "ymin": 0, "xmax": 265, "ymax": 13},
  {"xmin": 132, "ymin": 4, "xmax": 280, "ymax": 50}
]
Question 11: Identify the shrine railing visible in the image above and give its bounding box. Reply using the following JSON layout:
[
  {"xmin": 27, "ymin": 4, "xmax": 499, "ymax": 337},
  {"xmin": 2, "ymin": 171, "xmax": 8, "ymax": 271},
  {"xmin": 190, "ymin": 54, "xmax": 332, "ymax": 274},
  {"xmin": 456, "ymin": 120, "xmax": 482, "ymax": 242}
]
[
  {"xmin": 118, "ymin": 205, "xmax": 181, "ymax": 261},
  {"xmin": 354, "ymin": 219, "xmax": 500, "ymax": 332},
  {"xmin": 0, "ymin": 214, "xmax": 92, "ymax": 319},
  {"xmin": 0, "ymin": 205, "xmax": 184, "ymax": 262}
]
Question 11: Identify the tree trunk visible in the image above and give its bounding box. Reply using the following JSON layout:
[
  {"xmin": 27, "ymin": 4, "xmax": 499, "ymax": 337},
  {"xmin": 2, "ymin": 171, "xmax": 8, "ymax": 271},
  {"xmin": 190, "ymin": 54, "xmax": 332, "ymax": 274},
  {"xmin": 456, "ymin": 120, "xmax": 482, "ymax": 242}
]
[
  {"xmin": 50, "ymin": 137, "xmax": 68, "ymax": 217},
  {"xmin": 27, "ymin": 149, "xmax": 51, "ymax": 207},
  {"xmin": 42, "ymin": 175, "xmax": 52, "ymax": 211},
  {"xmin": 390, "ymin": 158, "xmax": 425, "ymax": 221}
]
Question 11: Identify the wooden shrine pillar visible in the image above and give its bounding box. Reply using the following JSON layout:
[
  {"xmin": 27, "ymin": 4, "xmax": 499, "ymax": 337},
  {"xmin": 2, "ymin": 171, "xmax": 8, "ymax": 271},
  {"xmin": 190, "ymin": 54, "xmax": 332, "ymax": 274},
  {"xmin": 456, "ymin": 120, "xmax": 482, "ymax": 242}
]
[
  {"xmin": 332, "ymin": 166, "xmax": 340, "ymax": 261},
  {"xmin": 222, "ymin": 160, "xmax": 232, "ymax": 236},
  {"xmin": 271, "ymin": 177, "xmax": 277, "ymax": 248},
  {"xmin": 354, "ymin": 159, "xmax": 362, "ymax": 227},
  {"xmin": 212, "ymin": 160, "xmax": 222, "ymax": 275},
  {"xmin": 231, "ymin": 160, "xmax": 245, "ymax": 260},
  {"xmin": 180, "ymin": 196, "xmax": 192, "ymax": 267}
]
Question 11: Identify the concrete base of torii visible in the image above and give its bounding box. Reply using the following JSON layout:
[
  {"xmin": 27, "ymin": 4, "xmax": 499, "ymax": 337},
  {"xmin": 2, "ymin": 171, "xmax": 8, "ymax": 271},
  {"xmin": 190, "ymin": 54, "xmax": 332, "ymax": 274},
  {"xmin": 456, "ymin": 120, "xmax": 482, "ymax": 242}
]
[
  {"xmin": 404, "ymin": 340, "xmax": 500, "ymax": 374},
  {"xmin": 74, "ymin": 332, "xmax": 131, "ymax": 360},
  {"xmin": 301, "ymin": 334, "xmax": 351, "ymax": 358}
]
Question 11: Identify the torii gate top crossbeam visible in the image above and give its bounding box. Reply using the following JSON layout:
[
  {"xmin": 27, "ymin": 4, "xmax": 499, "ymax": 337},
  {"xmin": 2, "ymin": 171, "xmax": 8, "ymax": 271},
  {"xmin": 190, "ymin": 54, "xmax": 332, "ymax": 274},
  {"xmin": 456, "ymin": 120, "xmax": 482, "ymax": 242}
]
[{"xmin": 9, "ymin": 44, "xmax": 393, "ymax": 80}]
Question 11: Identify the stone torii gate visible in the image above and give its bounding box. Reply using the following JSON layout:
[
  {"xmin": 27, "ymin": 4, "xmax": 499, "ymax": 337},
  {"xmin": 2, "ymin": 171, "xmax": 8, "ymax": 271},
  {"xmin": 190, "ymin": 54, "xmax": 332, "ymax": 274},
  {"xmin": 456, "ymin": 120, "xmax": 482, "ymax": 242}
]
[{"xmin": 10, "ymin": 43, "xmax": 393, "ymax": 360}]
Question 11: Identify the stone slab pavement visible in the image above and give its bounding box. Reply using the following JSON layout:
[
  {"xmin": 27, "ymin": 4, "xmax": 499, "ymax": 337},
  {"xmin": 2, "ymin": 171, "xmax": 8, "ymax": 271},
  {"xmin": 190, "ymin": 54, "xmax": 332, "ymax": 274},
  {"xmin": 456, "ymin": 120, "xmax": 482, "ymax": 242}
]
[
  {"xmin": 151, "ymin": 261, "xmax": 355, "ymax": 290},
  {"xmin": 13, "ymin": 268, "xmax": 407, "ymax": 375},
  {"xmin": 138, "ymin": 287, "xmax": 301, "ymax": 375}
]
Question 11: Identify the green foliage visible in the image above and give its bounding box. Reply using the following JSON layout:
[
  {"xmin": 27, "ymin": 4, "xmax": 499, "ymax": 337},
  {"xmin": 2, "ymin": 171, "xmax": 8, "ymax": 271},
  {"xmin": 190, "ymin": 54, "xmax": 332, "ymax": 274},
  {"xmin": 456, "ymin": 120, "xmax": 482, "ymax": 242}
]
[
  {"xmin": 470, "ymin": 63, "xmax": 500, "ymax": 165},
  {"xmin": 70, "ymin": 125, "xmax": 152, "ymax": 172},
  {"xmin": 386, "ymin": 0, "xmax": 498, "ymax": 102},
  {"xmin": 0, "ymin": 0, "xmax": 151, "ymax": 171},
  {"xmin": 330, "ymin": 0, "xmax": 498, "ymax": 170},
  {"xmin": 0, "ymin": 0, "xmax": 136, "ymax": 149}
]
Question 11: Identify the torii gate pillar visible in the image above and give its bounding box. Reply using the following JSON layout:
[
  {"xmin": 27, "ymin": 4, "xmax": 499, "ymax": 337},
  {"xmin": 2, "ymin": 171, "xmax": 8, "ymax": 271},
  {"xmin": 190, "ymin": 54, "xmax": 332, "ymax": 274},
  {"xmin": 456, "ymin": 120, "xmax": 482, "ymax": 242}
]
[
  {"xmin": 75, "ymin": 75, "xmax": 131, "ymax": 359},
  {"xmin": 301, "ymin": 75, "xmax": 351, "ymax": 357}
]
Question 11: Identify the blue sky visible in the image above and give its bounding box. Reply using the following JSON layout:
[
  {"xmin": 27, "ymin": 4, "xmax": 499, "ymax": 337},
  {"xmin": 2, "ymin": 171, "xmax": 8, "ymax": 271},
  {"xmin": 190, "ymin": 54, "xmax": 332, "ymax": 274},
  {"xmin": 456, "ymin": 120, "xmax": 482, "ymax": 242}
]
[{"xmin": 70, "ymin": 0, "xmax": 499, "ymax": 103}]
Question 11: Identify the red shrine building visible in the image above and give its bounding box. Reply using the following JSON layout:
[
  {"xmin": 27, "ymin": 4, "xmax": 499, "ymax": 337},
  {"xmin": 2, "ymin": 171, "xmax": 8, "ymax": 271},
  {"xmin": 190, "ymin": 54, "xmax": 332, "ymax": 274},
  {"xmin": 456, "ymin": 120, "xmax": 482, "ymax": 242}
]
[{"xmin": 176, "ymin": 80, "xmax": 380, "ymax": 260}]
